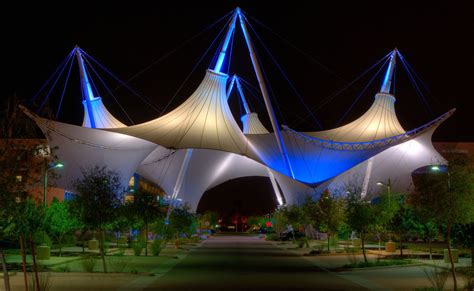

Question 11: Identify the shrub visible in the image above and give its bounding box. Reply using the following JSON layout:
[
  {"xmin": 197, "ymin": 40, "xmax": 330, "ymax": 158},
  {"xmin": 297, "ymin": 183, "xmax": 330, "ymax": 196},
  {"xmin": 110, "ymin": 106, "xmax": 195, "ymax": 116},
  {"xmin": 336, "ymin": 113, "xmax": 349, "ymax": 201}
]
[
  {"xmin": 29, "ymin": 271, "xmax": 52, "ymax": 291},
  {"xmin": 151, "ymin": 239, "xmax": 165, "ymax": 256},
  {"xmin": 54, "ymin": 264, "xmax": 71, "ymax": 272},
  {"xmin": 107, "ymin": 256, "xmax": 131, "ymax": 273},
  {"xmin": 421, "ymin": 265, "xmax": 449, "ymax": 290},
  {"xmin": 265, "ymin": 233, "xmax": 279, "ymax": 241},
  {"xmin": 33, "ymin": 232, "xmax": 53, "ymax": 247},
  {"xmin": 131, "ymin": 240, "xmax": 145, "ymax": 256},
  {"xmin": 81, "ymin": 254, "xmax": 97, "ymax": 272}
]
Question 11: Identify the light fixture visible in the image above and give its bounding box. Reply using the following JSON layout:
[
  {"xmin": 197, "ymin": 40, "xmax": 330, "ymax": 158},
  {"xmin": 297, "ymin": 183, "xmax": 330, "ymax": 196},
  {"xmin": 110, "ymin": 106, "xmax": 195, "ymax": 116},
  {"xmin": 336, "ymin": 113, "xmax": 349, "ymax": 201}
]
[
  {"xmin": 431, "ymin": 165, "xmax": 441, "ymax": 171},
  {"xmin": 376, "ymin": 181, "xmax": 384, "ymax": 186}
]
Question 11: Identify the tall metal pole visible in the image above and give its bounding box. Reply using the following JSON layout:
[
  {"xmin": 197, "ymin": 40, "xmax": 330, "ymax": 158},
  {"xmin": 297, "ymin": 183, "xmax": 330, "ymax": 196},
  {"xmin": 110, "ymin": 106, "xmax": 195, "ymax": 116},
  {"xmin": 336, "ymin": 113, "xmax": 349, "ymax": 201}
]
[
  {"xmin": 75, "ymin": 46, "xmax": 97, "ymax": 128},
  {"xmin": 380, "ymin": 49, "xmax": 397, "ymax": 94},
  {"xmin": 165, "ymin": 149, "xmax": 193, "ymax": 224},
  {"xmin": 213, "ymin": 11, "xmax": 238, "ymax": 73},
  {"xmin": 237, "ymin": 10, "xmax": 295, "ymax": 178},
  {"xmin": 235, "ymin": 76, "xmax": 251, "ymax": 114},
  {"xmin": 43, "ymin": 160, "xmax": 48, "ymax": 245}
]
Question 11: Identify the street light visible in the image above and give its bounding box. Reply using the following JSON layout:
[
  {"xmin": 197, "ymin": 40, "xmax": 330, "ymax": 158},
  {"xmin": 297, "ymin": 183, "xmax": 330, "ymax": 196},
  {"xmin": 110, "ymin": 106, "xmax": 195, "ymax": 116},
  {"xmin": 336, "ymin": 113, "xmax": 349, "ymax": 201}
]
[
  {"xmin": 42, "ymin": 160, "xmax": 64, "ymax": 244},
  {"xmin": 376, "ymin": 178, "xmax": 392, "ymax": 206},
  {"xmin": 377, "ymin": 178, "xmax": 392, "ymax": 242}
]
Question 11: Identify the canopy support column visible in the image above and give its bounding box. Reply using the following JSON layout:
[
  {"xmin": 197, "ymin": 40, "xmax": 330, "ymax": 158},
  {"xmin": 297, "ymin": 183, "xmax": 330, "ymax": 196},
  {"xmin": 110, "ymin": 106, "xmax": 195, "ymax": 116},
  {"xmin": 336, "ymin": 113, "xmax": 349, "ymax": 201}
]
[
  {"xmin": 237, "ymin": 10, "xmax": 295, "ymax": 179},
  {"xmin": 213, "ymin": 11, "xmax": 238, "ymax": 73},
  {"xmin": 165, "ymin": 149, "xmax": 193, "ymax": 224},
  {"xmin": 361, "ymin": 157, "xmax": 374, "ymax": 198},
  {"xmin": 381, "ymin": 49, "xmax": 397, "ymax": 94},
  {"xmin": 75, "ymin": 46, "xmax": 96, "ymax": 128}
]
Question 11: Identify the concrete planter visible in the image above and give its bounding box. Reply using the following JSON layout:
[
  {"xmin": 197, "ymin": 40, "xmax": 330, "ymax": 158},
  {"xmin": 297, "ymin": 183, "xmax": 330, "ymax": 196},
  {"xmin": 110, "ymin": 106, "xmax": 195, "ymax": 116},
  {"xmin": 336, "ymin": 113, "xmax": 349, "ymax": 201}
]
[
  {"xmin": 36, "ymin": 245, "xmax": 50, "ymax": 260},
  {"xmin": 352, "ymin": 239, "xmax": 361, "ymax": 248},
  {"xmin": 385, "ymin": 241, "xmax": 396, "ymax": 253},
  {"xmin": 117, "ymin": 237, "xmax": 127, "ymax": 248},
  {"xmin": 88, "ymin": 239, "xmax": 99, "ymax": 251},
  {"xmin": 444, "ymin": 249, "xmax": 459, "ymax": 263}
]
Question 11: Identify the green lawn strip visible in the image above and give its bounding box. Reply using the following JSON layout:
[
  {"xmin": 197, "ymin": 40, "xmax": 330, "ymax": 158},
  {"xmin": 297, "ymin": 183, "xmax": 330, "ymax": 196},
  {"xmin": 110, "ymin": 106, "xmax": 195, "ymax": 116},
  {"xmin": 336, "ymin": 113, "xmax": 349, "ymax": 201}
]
[{"xmin": 342, "ymin": 259, "xmax": 415, "ymax": 269}]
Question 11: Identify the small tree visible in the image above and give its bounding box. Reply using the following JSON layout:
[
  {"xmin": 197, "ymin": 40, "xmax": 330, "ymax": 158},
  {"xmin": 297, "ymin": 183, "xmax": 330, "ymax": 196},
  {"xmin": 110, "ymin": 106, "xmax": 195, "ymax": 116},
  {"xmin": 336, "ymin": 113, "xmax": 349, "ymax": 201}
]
[
  {"xmin": 345, "ymin": 190, "xmax": 374, "ymax": 263},
  {"xmin": 44, "ymin": 198, "xmax": 79, "ymax": 256},
  {"xmin": 128, "ymin": 190, "xmax": 163, "ymax": 256},
  {"xmin": 312, "ymin": 190, "xmax": 345, "ymax": 252},
  {"xmin": 411, "ymin": 153, "xmax": 474, "ymax": 290},
  {"xmin": 72, "ymin": 166, "xmax": 122, "ymax": 273}
]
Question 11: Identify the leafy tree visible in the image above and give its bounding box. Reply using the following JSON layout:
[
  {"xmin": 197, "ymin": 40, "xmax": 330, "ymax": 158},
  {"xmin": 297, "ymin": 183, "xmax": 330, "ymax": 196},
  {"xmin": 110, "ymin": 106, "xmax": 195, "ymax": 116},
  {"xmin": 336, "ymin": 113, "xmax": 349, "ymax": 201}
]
[
  {"xmin": 345, "ymin": 190, "xmax": 374, "ymax": 263},
  {"xmin": 72, "ymin": 165, "xmax": 122, "ymax": 273},
  {"xmin": 312, "ymin": 190, "xmax": 345, "ymax": 251},
  {"xmin": 410, "ymin": 153, "xmax": 474, "ymax": 290},
  {"xmin": 389, "ymin": 200, "xmax": 421, "ymax": 257},
  {"xmin": 453, "ymin": 223, "xmax": 474, "ymax": 265},
  {"xmin": 128, "ymin": 190, "xmax": 163, "ymax": 255},
  {"xmin": 165, "ymin": 205, "xmax": 196, "ymax": 246},
  {"xmin": 44, "ymin": 198, "xmax": 79, "ymax": 256}
]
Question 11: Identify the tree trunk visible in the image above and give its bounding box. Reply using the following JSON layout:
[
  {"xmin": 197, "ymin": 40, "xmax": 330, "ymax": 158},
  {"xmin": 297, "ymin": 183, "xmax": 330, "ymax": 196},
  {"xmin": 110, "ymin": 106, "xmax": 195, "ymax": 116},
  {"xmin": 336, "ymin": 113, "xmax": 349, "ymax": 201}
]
[
  {"xmin": 81, "ymin": 230, "xmax": 85, "ymax": 254},
  {"xmin": 0, "ymin": 251, "xmax": 11, "ymax": 291},
  {"xmin": 428, "ymin": 238, "xmax": 432, "ymax": 261},
  {"xmin": 471, "ymin": 246, "xmax": 474, "ymax": 267},
  {"xmin": 19, "ymin": 235, "xmax": 28, "ymax": 291},
  {"xmin": 145, "ymin": 219, "xmax": 148, "ymax": 256},
  {"xmin": 99, "ymin": 229, "xmax": 108, "ymax": 273},
  {"xmin": 446, "ymin": 223, "xmax": 457, "ymax": 290},
  {"xmin": 361, "ymin": 233, "xmax": 367, "ymax": 263},
  {"xmin": 327, "ymin": 233, "xmax": 330, "ymax": 252},
  {"xmin": 58, "ymin": 235, "xmax": 63, "ymax": 257},
  {"xmin": 399, "ymin": 232, "xmax": 403, "ymax": 257},
  {"xmin": 28, "ymin": 234, "xmax": 40, "ymax": 291}
]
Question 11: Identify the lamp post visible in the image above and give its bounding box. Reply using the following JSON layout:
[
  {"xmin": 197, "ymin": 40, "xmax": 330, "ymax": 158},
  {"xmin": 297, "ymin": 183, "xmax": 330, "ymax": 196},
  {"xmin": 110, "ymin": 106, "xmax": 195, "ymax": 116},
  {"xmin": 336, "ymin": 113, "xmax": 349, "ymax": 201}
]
[
  {"xmin": 376, "ymin": 178, "xmax": 392, "ymax": 206},
  {"xmin": 377, "ymin": 178, "xmax": 394, "ymax": 247},
  {"xmin": 38, "ymin": 160, "xmax": 63, "ymax": 260}
]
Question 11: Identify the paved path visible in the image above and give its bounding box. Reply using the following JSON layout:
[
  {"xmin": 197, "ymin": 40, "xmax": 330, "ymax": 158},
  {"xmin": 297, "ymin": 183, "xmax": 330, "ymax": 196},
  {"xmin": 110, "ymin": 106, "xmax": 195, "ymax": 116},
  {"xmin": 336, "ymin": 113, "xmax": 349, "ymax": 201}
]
[{"xmin": 145, "ymin": 234, "xmax": 366, "ymax": 290}]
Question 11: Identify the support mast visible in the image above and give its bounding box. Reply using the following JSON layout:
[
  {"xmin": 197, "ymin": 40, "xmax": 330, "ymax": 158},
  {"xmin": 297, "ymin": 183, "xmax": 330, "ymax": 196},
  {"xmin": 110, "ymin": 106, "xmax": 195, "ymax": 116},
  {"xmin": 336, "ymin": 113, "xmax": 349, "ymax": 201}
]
[
  {"xmin": 237, "ymin": 9, "xmax": 295, "ymax": 178},
  {"xmin": 213, "ymin": 11, "xmax": 238, "ymax": 73},
  {"xmin": 75, "ymin": 46, "xmax": 96, "ymax": 128},
  {"xmin": 380, "ymin": 49, "xmax": 397, "ymax": 94}
]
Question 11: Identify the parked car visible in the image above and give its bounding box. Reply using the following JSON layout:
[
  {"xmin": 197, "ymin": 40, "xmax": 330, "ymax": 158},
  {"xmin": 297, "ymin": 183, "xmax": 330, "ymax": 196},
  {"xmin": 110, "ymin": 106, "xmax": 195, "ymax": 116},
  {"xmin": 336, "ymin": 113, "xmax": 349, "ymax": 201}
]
[{"xmin": 279, "ymin": 230, "xmax": 305, "ymax": 241}]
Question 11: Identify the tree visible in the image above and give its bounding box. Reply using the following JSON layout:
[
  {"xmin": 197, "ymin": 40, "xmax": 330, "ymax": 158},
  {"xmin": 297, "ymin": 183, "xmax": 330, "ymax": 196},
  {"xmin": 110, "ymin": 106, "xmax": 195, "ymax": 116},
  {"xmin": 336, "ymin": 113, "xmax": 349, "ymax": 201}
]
[
  {"xmin": 128, "ymin": 190, "xmax": 163, "ymax": 256},
  {"xmin": 166, "ymin": 205, "xmax": 196, "ymax": 246},
  {"xmin": 453, "ymin": 223, "xmax": 474, "ymax": 266},
  {"xmin": 72, "ymin": 165, "xmax": 122, "ymax": 273},
  {"xmin": 312, "ymin": 190, "xmax": 345, "ymax": 252},
  {"xmin": 345, "ymin": 190, "xmax": 374, "ymax": 263},
  {"xmin": 44, "ymin": 198, "xmax": 79, "ymax": 256},
  {"xmin": 410, "ymin": 153, "xmax": 474, "ymax": 290}
]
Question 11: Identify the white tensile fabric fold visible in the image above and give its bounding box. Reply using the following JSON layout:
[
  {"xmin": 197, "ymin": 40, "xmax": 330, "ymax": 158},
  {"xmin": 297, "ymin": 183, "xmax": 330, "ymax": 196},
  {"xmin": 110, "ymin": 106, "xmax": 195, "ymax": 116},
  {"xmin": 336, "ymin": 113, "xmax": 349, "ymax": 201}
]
[
  {"xmin": 21, "ymin": 106, "xmax": 157, "ymax": 191},
  {"xmin": 82, "ymin": 97, "xmax": 126, "ymax": 128},
  {"xmin": 107, "ymin": 70, "xmax": 252, "ymax": 157},
  {"xmin": 303, "ymin": 93, "xmax": 405, "ymax": 142}
]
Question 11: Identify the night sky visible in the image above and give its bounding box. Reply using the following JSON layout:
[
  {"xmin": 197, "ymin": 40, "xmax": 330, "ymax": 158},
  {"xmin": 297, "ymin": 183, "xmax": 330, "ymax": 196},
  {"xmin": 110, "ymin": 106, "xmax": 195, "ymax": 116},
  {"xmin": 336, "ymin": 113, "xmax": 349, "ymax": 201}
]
[{"xmin": 4, "ymin": 1, "xmax": 473, "ymax": 215}]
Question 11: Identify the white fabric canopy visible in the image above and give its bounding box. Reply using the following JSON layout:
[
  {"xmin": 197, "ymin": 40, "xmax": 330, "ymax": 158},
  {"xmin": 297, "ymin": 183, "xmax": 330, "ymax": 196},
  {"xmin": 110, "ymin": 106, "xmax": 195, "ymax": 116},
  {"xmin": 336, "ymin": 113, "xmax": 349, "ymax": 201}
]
[
  {"xmin": 21, "ymin": 106, "xmax": 156, "ymax": 191},
  {"xmin": 108, "ymin": 70, "xmax": 253, "ymax": 157},
  {"xmin": 82, "ymin": 97, "xmax": 126, "ymax": 128}
]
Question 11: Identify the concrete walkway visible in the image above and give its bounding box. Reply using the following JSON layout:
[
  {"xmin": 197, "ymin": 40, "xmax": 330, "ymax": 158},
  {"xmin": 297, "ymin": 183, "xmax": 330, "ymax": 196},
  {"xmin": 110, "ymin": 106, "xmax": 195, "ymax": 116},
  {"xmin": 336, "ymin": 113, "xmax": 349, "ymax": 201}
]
[{"xmin": 145, "ymin": 234, "xmax": 366, "ymax": 290}]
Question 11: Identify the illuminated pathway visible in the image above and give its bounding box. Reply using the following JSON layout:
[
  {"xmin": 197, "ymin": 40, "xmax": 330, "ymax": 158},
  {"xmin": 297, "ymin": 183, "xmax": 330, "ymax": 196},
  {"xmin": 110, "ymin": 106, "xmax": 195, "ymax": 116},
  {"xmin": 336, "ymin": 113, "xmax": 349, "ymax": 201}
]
[{"xmin": 145, "ymin": 234, "xmax": 366, "ymax": 290}]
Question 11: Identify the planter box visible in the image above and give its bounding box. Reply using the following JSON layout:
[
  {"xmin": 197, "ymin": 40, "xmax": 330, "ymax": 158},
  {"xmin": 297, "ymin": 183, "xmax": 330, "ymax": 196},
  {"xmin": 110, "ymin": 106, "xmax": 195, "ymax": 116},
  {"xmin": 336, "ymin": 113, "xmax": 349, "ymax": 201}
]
[
  {"xmin": 444, "ymin": 249, "xmax": 459, "ymax": 263},
  {"xmin": 385, "ymin": 241, "xmax": 396, "ymax": 253},
  {"xmin": 36, "ymin": 245, "xmax": 50, "ymax": 260},
  {"xmin": 352, "ymin": 239, "xmax": 361, "ymax": 248},
  {"xmin": 88, "ymin": 239, "xmax": 99, "ymax": 251}
]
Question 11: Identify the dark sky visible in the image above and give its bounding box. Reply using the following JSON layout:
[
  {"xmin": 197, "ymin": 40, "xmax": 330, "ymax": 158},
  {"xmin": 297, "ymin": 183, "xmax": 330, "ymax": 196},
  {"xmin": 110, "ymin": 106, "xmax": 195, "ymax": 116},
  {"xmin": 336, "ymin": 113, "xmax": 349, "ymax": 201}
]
[
  {"xmin": 197, "ymin": 177, "xmax": 278, "ymax": 222},
  {"xmin": 4, "ymin": 1, "xmax": 473, "ymax": 141}
]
